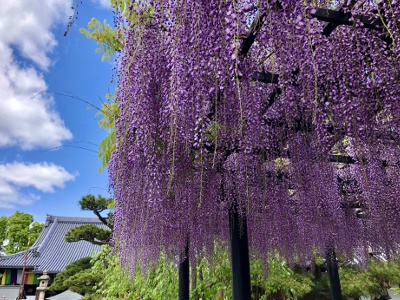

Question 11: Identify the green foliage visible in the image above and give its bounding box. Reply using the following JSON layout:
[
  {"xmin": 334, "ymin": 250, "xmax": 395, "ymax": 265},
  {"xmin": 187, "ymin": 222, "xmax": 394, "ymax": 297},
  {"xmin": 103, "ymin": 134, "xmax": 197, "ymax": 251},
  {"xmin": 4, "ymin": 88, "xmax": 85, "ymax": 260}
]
[
  {"xmin": 65, "ymin": 224, "xmax": 112, "ymax": 245},
  {"xmin": 255, "ymin": 254, "xmax": 313, "ymax": 300},
  {"xmin": 314, "ymin": 255, "xmax": 325, "ymax": 266},
  {"xmin": 80, "ymin": 18, "xmax": 124, "ymax": 61},
  {"xmin": 80, "ymin": 2, "xmax": 154, "ymax": 62},
  {"xmin": 369, "ymin": 259, "xmax": 400, "ymax": 285},
  {"xmin": 91, "ymin": 245, "xmax": 130, "ymax": 299},
  {"xmin": 79, "ymin": 194, "xmax": 114, "ymax": 229},
  {"xmin": 65, "ymin": 194, "xmax": 114, "ymax": 245},
  {"xmin": 393, "ymin": 286, "xmax": 400, "ymax": 295},
  {"xmin": 4, "ymin": 211, "xmax": 43, "ymax": 254},
  {"xmin": 79, "ymin": 194, "xmax": 114, "ymax": 223},
  {"xmin": 6, "ymin": 211, "xmax": 32, "ymax": 253},
  {"xmin": 274, "ymin": 158, "xmax": 290, "ymax": 171},
  {"xmin": 50, "ymin": 257, "xmax": 93, "ymax": 292},
  {"xmin": 0, "ymin": 216, "xmax": 8, "ymax": 247},
  {"xmin": 57, "ymin": 194, "xmax": 115, "ymax": 297},
  {"xmin": 51, "ymin": 240, "xmax": 400, "ymax": 300},
  {"xmin": 312, "ymin": 272, "xmax": 330, "ymax": 299},
  {"xmin": 96, "ymin": 96, "xmax": 119, "ymax": 173},
  {"xmin": 79, "ymin": 14, "xmax": 120, "ymax": 172},
  {"xmin": 92, "ymin": 245, "xmax": 178, "ymax": 299},
  {"xmin": 132, "ymin": 254, "xmax": 178, "ymax": 299},
  {"xmin": 88, "ymin": 243, "xmax": 315, "ymax": 300},
  {"xmin": 68, "ymin": 268, "xmax": 100, "ymax": 296},
  {"xmin": 205, "ymin": 121, "xmax": 226, "ymax": 144},
  {"xmin": 339, "ymin": 265, "xmax": 370, "ymax": 299},
  {"xmin": 365, "ymin": 259, "xmax": 400, "ymax": 297},
  {"xmin": 79, "ymin": 7, "xmax": 120, "ymax": 173},
  {"xmin": 191, "ymin": 243, "xmax": 232, "ymax": 299},
  {"xmin": 29, "ymin": 222, "xmax": 43, "ymax": 242},
  {"xmin": 79, "ymin": 16, "xmax": 121, "ymax": 173},
  {"xmin": 191, "ymin": 245, "xmax": 313, "ymax": 300},
  {"xmin": 81, "ymin": 294, "xmax": 99, "ymax": 300},
  {"xmin": 110, "ymin": 0, "xmax": 154, "ymax": 23},
  {"xmin": 339, "ymin": 259, "xmax": 400, "ymax": 300}
]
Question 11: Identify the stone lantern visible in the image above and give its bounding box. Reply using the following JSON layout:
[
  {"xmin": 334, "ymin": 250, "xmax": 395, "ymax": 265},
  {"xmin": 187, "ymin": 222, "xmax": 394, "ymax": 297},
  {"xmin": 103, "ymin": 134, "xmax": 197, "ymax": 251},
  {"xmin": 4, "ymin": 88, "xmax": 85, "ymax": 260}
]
[{"xmin": 36, "ymin": 271, "xmax": 50, "ymax": 300}]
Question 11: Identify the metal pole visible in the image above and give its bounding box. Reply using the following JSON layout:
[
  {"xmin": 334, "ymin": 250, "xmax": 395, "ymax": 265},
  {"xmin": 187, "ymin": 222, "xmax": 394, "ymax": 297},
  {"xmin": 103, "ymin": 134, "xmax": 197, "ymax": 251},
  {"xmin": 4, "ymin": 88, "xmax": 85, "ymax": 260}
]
[
  {"xmin": 326, "ymin": 247, "xmax": 343, "ymax": 300},
  {"xmin": 229, "ymin": 204, "xmax": 252, "ymax": 300},
  {"xmin": 178, "ymin": 240, "xmax": 190, "ymax": 300}
]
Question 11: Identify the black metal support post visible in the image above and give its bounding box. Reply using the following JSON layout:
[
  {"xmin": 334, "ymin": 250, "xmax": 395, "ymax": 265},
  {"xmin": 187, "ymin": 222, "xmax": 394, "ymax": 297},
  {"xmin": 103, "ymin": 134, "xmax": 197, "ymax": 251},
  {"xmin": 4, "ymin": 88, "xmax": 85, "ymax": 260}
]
[
  {"xmin": 229, "ymin": 204, "xmax": 252, "ymax": 300},
  {"xmin": 326, "ymin": 247, "xmax": 343, "ymax": 300},
  {"xmin": 179, "ymin": 241, "xmax": 190, "ymax": 300}
]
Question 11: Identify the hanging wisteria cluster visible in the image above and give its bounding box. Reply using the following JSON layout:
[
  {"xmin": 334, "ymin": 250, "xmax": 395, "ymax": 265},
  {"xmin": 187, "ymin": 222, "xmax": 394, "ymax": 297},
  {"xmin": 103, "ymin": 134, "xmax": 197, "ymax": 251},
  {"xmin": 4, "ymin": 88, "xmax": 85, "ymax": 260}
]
[{"xmin": 109, "ymin": 0, "xmax": 400, "ymax": 270}]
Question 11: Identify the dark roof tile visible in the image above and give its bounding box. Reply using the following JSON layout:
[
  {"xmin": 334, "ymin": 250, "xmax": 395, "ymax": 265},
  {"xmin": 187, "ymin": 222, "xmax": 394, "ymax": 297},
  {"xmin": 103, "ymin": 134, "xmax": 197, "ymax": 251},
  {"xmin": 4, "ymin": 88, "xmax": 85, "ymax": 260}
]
[{"xmin": 0, "ymin": 215, "xmax": 107, "ymax": 273}]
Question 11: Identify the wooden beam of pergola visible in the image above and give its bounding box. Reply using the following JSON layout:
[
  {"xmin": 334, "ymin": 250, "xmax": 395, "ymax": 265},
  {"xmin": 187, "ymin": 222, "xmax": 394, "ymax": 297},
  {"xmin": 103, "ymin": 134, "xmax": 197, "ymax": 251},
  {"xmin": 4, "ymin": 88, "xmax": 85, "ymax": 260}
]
[
  {"xmin": 239, "ymin": 12, "xmax": 265, "ymax": 58},
  {"xmin": 243, "ymin": 6, "xmax": 391, "ymax": 87},
  {"xmin": 239, "ymin": 3, "xmax": 389, "ymax": 60},
  {"xmin": 320, "ymin": 0, "xmax": 359, "ymax": 37},
  {"xmin": 252, "ymin": 71, "xmax": 279, "ymax": 84},
  {"xmin": 310, "ymin": 8, "xmax": 385, "ymax": 33}
]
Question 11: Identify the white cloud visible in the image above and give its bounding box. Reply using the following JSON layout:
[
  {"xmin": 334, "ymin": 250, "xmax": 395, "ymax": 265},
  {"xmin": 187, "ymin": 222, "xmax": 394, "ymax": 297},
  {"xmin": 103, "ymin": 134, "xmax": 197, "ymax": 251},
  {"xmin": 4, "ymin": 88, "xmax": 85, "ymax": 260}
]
[
  {"xmin": 92, "ymin": 0, "xmax": 112, "ymax": 9},
  {"xmin": 0, "ymin": 0, "xmax": 71, "ymax": 69},
  {"xmin": 0, "ymin": 0, "xmax": 73, "ymax": 150},
  {"xmin": 0, "ymin": 162, "xmax": 77, "ymax": 208},
  {"xmin": 0, "ymin": 45, "xmax": 73, "ymax": 150}
]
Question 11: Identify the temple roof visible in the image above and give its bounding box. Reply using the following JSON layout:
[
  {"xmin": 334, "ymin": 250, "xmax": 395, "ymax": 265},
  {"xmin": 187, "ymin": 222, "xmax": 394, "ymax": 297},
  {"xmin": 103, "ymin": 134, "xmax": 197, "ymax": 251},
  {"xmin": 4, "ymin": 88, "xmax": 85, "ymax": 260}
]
[
  {"xmin": 0, "ymin": 215, "xmax": 106, "ymax": 273},
  {"xmin": 46, "ymin": 289, "xmax": 82, "ymax": 300}
]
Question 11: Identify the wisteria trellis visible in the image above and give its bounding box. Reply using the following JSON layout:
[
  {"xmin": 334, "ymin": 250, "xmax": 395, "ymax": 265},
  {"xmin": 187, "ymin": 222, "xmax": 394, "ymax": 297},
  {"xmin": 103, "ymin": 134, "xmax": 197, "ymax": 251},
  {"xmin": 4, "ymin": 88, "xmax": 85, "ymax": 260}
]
[{"xmin": 110, "ymin": 0, "xmax": 400, "ymax": 272}]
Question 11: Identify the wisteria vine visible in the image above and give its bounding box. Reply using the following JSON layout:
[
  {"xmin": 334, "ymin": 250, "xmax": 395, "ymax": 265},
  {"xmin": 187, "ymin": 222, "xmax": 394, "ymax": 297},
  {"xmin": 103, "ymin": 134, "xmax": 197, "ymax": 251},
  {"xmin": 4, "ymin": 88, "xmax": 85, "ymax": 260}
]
[{"xmin": 109, "ymin": 0, "xmax": 400, "ymax": 270}]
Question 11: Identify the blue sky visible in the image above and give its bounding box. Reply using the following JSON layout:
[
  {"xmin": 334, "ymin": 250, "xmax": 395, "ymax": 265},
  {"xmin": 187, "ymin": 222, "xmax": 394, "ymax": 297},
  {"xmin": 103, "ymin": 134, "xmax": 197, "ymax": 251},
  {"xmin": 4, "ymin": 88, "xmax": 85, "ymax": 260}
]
[{"xmin": 0, "ymin": 0, "xmax": 116, "ymax": 222}]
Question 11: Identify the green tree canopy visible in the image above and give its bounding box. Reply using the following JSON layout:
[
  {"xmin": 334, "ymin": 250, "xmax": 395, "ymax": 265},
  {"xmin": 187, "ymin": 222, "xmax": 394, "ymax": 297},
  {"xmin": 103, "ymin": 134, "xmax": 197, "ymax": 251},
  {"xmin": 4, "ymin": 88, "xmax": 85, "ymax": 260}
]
[
  {"xmin": 3, "ymin": 211, "xmax": 43, "ymax": 254},
  {"xmin": 65, "ymin": 224, "xmax": 112, "ymax": 245},
  {"xmin": 79, "ymin": 194, "xmax": 113, "ymax": 229},
  {"xmin": 0, "ymin": 216, "xmax": 8, "ymax": 248},
  {"xmin": 49, "ymin": 257, "xmax": 93, "ymax": 293},
  {"xmin": 67, "ymin": 268, "xmax": 100, "ymax": 296},
  {"xmin": 64, "ymin": 195, "xmax": 113, "ymax": 246}
]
